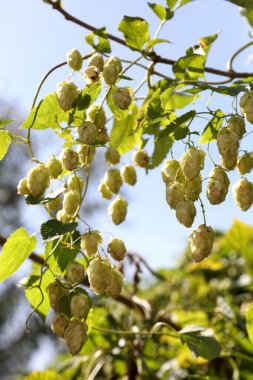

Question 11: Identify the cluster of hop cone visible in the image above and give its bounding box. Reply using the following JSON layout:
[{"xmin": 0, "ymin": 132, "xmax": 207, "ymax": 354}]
[
  {"xmin": 47, "ymin": 235, "xmax": 127, "ymax": 355},
  {"xmin": 162, "ymin": 91, "xmax": 253, "ymax": 263}
]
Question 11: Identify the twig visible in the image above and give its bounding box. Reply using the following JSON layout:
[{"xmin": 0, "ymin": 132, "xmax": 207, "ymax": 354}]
[{"xmin": 45, "ymin": 0, "xmax": 253, "ymax": 80}]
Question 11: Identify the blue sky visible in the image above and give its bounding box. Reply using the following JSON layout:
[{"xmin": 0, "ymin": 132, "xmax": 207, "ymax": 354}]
[{"xmin": 1, "ymin": 0, "xmax": 253, "ymax": 270}]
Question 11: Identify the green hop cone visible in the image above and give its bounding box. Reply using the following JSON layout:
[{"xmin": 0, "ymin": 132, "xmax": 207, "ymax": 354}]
[
  {"xmin": 51, "ymin": 313, "xmax": 69, "ymax": 338},
  {"xmin": 240, "ymin": 91, "xmax": 253, "ymax": 123},
  {"xmin": 209, "ymin": 166, "xmax": 230, "ymax": 186},
  {"xmin": 78, "ymin": 121, "xmax": 97, "ymax": 145},
  {"xmin": 60, "ymin": 148, "xmax": 79, "ymax": 171},
  {"xmin": 233, "ymin": 178, "xmax": 253, "ymax": 211},
  {"xmin": 56, "ymin": 209, "xmax": 72, "ymax": 224},
  {"xmin": 105, "ymin": 147, "xmax": 120, "ymax": 165},
  {"xmin": 70, "ymin": 294, "xmax": 90, "ymax": 319},
  {"xmin": 67, "ymin": 175, "xmax": 84, "ymax": 194},
  {"xmin": 206, "ymin": 166, "xmax": 230, "ymax": 205},
  {"xmin": 206, "ymin": 179, "xmax": 228, "ymax": 205},
  {"xmin": 107, "ymin": 238, "xmax": 126, "ymax": 261},
  {"xmin": 227, "ymin": 115, "xmax": 246, "ymax": 139},
  {"xmin": 87, "ymin": 104, "xmax": 106, "ymax": 130},
  {"xmin": 175, "ymin": 199, "xmax": 196, "ymax": 228},
  {"xmin": 47, "ymin": 282, "xmax": 69, "ymax": 312},
  {"xmin": 98, "ymin": 181, "xmax": 113, "ymax": 200},
  {"xmin": 88, "ymin": 52, "xmax": 104, "ymax": 72},
  {"xmin": 62, "ymin": 190, "xmax": 80, "ymax": 216},
  {"xmin": 64, "ymin": 319, "xmax": 88, "ymax": 355},
  {"xmin": 109, "ymin": 195, "xmax": 128, "ymax": 225},
  {"xmin": 189, "ymin": 224, "xmax": 214, "ymax": 263},
  {"xmin": 161, "ymin": 159, "xmax": 180, "ymax": 184},
  {"xmin": 80, "ymin": 230, "xmax": 103, "ymax": 257},
  {"xmin": 220, "ymin": 154, "xmax": 237, "ymax": 171},
  {"xmin": 83, "ymin": 65, "xmax": 100, "ymax": 85},
  {"xmin": 27, "ymin": 164, "xmax": 50, "ymax": 198},
  {"xmin": 87, "ymin": 256, "xmax": 111, "ymax": 294},
  {"xmin": 237, "ymin": 153, "xmax": 253, "ymax": 175},
  {"xmin": 112, "ymin": 87, "xmax": 132, "ymax": 110},
  {"xmin": 97, "ymin": 127, "xmax": 110, "ymax": 145},
  {"xmin": 133, "ymin": 149, "xmax": 150, "ymax": 168},
  {"xmin": 46, "ymin": 156, "xmax": 63, "ymax": 179},
  {"xmin": 106, "ymin": 267, "xmax": 124, "ymax": 299},
  {"xmin": 217, "ymin": 127, "xmax": 239, "ymax": 159},
  {"xmin": 120, "ymin": 164, "xmax": 137, "ymax": 186},
  {"xmin": 56, "ymin": 81, "xmax": 80, "ymax": 112},
  {"xmin": 45, "ymin": 194, "xmax": 61, "ymax": 212},
  {"xmin": 66, "ymin": 261, "xmax": 85, "ymax": 284},
  {"xmin": 165, "ymin": 181, "xmax": 185, "ymax": 210},
  {"xmin": 17, "ymin": 177, "xmax": 29, "ymax": 196},
  {"xmin": 180, "ymin": 147, "xmax": 205, "ymax": 180},
  {"xmin": 103, "ymin": 56, "xmax": 122, "ymax": 86},
  {"xmin": 185, "ymin": 174, "xmax": 202, "ymax": 202},
  {"xmin": 106, "ymin": 56, "xmax": 122, "ymax": 73},
  {"xmin": 66, "ymin": 49, "xmax": 83, "ymax": 71},
  {"xmin": 104, "ymin": 168, "xmax": 123, "ymax": 194},
  {"xmin": 77, "ymin": 144, "xmax": 96, "ymax": 166}
]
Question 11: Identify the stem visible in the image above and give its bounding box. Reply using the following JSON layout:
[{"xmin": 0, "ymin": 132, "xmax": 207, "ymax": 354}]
[
  {"xmin": 46, "ymin": 0, "xmax": 253, "ymax": 79},
  {"xmin": 91, "ymin": 325, "xmax": 178, "ymax": 338},
  {"xmin": 153, "ymin": 20, "xmax": 165, "ymax": 39},
  {"xmin": 227, "ymin": 40, "xmax": 253, "ymax": 73},
  {"xmin": 198, "ymin": 196, "xmax": 207, "ymax": 225}
]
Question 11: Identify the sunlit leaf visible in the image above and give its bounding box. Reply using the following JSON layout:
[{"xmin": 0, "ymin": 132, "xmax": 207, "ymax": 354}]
[
  {"xmin": 86, "ymin": 27, "xmax": 111, "ymax": 53},
  {"xmin": 199, "ymin": 109, "xmax": 224, "ymax": 144},
  {"xmin": 149, "ymin": 135, "xmax": 173, "ymax": 168},
  {"xmin": 179, "ymin": 325, "xmax": 221, "ymax": 360},
  {"xmin": 0, "ymin": 228, "xmax": 37, "ymax": 282},
  {"xmin": 110, "ymin": 106, "xmax": 142, "ymax": 155},
  {"xmin": 0, "ymin": 130, "xmax": 11, "ymax": 160},
  {"xmin": 161, "ymin": 88, "xmax": 196, "ymax": 110},
  {"xmin": 118, "ymin": 16, "xmax": 150, "ymax": 51}
]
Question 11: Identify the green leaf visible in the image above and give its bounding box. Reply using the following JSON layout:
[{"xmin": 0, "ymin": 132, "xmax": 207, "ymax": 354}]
[
  {"xmin": 20, "ymin": 94, "xmax": 66, "ymax": 130},
  {"xmin": 159, "ymin": 110, "xmax": 196, "ymax": 139},
  {"xmin": 45, "ymin": 236, "xmax": 80, "ymax": 273},
  {"xmin": 25, "ymin": 270, "xmax": 54, "ymax": 321},
  {"xmin": 246, "ymin": 304, "xmax": 253, "ymax": 344},
  {"xmin": 241, "ymin": 7, "xmax": 253, "ymax": 28},
  {"xmin": 40, "ymin": 220, "xmax": 78, "ymax": 240},
  {"xmin": 149, "ymin": 136, "xmax": 173, "ymax": 168},
  {"xmin": 179, "ymin": 325, "xmax": 221, "ymax": 360},
  {"xmin": 146, "ymin": 38, "xmax": 171, "ymax": 50},
  {"xmin": 106, "ymin": 87, "xmax": 134, "ymax": 120},
  {"xmin": 161, "ymin": 88, "xmax": 196, "ymax": 110},
  {"xmin": 110, "ymin": 106, "xmax": 142, "ymax": 155},
  {"xmin": 23, "ymin": 371, "xmax": 62, "ymax": 380},
  {"xmin": 174, "ymin": 126, "xmax": 189, "ymax": 140},
  {"xmin": 25, "ymin": 186, "xmax": 65, "ymax": 206},
  {"xmin": 199, "ymin": 109, "xmax": 224, "ymax": 144},
  {"xmin": 0, "ymin": 228, "xmax": 37, "ymax": 282},
  {"xmin": 118, "ymin": 16, "xmax": 150, "ymax": 51},
  {"xmin": 166, "ymin": 0, "xmax": 178, "ymax": 8},
  {"xmin": 173, "ymin": 33, "xmax": 218, "ymax": 80},
  {"xmin": 20, "ymin": 84, "xmax": 102, "ymax": 131},
  {"xmin": 228, "ymin": 0, "xmax": 253, "ymax": 7},
  {"xmin": 0, "ymin": 130, "xmax": 11, "ymax": 160},
  {"xmin": 219, "ymin": 219, "xmax": 253, "ymax": 272},
  {"xmin": 148, "ymin": 3, "xmax": 167, "ymax": 20},
  {"xmin": 0, "ymin": 119, "xmax": 13, "ymax": 127},
  {"xmin": 85, "ymin": 27, "xmax": 111, "ymax": 53}
]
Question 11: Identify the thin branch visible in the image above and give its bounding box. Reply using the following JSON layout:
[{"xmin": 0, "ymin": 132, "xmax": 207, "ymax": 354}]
[
  {"xmin": 46, "ymin": 0, "xmax": 253, "ymax": 80},
  {"xmin": 227, "ymin": 40, "xmax": 253, "ymax": 73}
]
